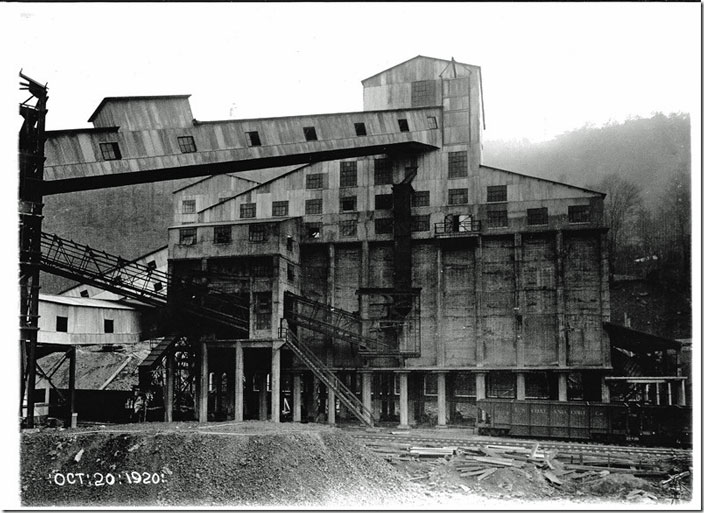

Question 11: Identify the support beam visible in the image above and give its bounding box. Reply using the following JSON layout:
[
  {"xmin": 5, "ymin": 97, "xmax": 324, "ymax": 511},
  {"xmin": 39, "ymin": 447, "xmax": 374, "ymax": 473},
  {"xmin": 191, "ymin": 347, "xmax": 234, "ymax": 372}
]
[
  {"xmin": 436, "ymin": 372, "xmax": 447, "ymax": 428},
  {"xmin": 601, "ymin": 375, "xmax": 611, "ymax": 403},
  {"xmin": 475, "ymin": 372, "xmax": 486, "ymax": 401},
  {"xmin": 678, "ymin": 379, "xmax": 686, "ymax": 406},
  {"xmin": 271, "ymin": 347, "xmax": 280, "ymax": 423},
  {"xmin": 199, "ymin": 341, "xmax": 209, "ymax": 422},
  {"xmin": 259, "ymin": 374, "xmax": 268, "ymax": 420},
  {"xmin": 558, "ymin": 372, "xmax": 568, "ymax": 402},
  {"xmin": 516, "ymin": 372, "xmax": 526, "ymax": 401},
  {"xmin": 68, "ymin": 347, "xmax": 77, "ymax": 428},
  {"xmin": 164, "ymin": 351, "xmax": 174, "ymax": 422},
  {"xmin": 293, "ymin": 374, "xmax": 302, "ymax": 422},
  {"xmin": 235, "ymin": 341, "xmax": 244, "ymax": 422},
  {"xmin": 327, "ymin": 381, "xmax": 336, "ymax": 425},
  {"xmin": 361, "ymin": 371, "xmax": 373, "ymax": 424},
  {"xmin": 398, "ymin": 372, "xmax": 409, "ymax": 429}
]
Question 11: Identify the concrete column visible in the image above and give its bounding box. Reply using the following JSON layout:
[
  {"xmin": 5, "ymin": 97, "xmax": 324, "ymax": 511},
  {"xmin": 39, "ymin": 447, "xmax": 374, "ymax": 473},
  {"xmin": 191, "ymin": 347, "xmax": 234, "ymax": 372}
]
[
  {"xmin": 475, "ymin": 238, "xmax": 484, "ymax": 364},
  {"xmin": 235, "ymin": 342, "xmax": 244, "ymax": 421},
  {"xmin": 361, "ymin": 371, "xmax": 373, "ymax": 424},
  {"xmin": 271, "ymin": 347, "xmax": 281, "ymax": 423},
  {"xmin": 601, "ymin": 376, "xmax": 611, "ymax": 403},
  {"xmin": 199, "ymin": 341, "xmax": 209, "ymax": 422},
  {"xmin": 68, "ymin": 347, "xmax": 77, "ymax": 428},
  {"xmin": 327, "ymin": 381, "xmax": 336, "ymax": 425},
  {"xmin": 667, "ymin": 382, "xmax": 672, "ymax": 405},
  {"xmin": 360, "ymin": 241, "xmax": 370, "ymax": 338},
  {"xmin": 678, "ymin": 379, "xmax": 686, "ymax": 406},
  {"xmin": 655, "ymin": 382, "xmax": 660, "ymax": 405},
  {"xmin": 436, "ymin": 372, "xmax": 447, "ymax": 428},
  {"xmin": 258, "ymin": 374, "xmax": 268, "ymax": 420},
  {"xmin": 475, "ymin": 372, "xmax": 486, "ymax": 400},
  {"xmin": 436, "ymin": 247, "xmax": 445, "ymax": 366},
  {"xmin": 556, "ymin": 231, "xmax": 567, "ymax": 367},
  {"xmin": 558, "ymin": 372, "xmax": 568, "ymax": 402},
  {"xmin": 516, "ymin": 372, "xmax": 526, "ymax": 400},
  {"xmin": 398, "ymin": 372, "xmax": 410, "ymax": 428},
  {"xmin": 290, "ymin": 374, "xmax": 301, "ymax": 422},
  {"xmin": 514, "ymin": 233, "xmax": 524, "ymax": 368},
  {"xmin": 165, "ymin": 351, "xmax": 174, "ymax": 422}
]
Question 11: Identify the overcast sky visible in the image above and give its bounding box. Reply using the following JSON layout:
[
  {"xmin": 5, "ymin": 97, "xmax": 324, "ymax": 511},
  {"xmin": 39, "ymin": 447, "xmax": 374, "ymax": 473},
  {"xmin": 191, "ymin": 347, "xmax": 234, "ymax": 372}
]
[{"xmin": 2, "ymin": 2, "xmax": 701, "ymax": 143}]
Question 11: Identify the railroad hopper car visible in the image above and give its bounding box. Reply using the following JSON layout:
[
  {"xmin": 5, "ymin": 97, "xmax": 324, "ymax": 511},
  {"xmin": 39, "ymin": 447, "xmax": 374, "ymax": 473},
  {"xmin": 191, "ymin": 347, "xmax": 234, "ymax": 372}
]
[{"xmin": 477, "ymin": 399, "xmax": 691, "ymax": 446}]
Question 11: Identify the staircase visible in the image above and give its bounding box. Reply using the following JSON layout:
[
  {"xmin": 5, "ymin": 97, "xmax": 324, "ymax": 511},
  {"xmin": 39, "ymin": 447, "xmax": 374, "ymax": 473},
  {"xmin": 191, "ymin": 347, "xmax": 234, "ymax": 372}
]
[
  {"xmin": 138, "ymin": 334, "xmax": 183, "ymax": 388},
  {"xmin": 280, "ymin": 324, "xmax": 373, "ymax": 427},
  {"xmin": 284, "ymin": 291, "xmax": 397, "ymax": 356}
]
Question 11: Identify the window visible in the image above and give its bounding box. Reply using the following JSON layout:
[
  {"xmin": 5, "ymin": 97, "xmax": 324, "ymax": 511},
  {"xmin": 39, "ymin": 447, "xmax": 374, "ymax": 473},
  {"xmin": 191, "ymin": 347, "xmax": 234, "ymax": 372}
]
[
  {"xmin": 272, "ymin": 200, "xmax": 289, "ymax": 217},
  {"xmin": 487, "ymin": 185, "xmax": 508, "ymax": 203},
  {"xmin": 454, "ymin": 373, "xmax": 476, "ymax": 398},
  {"xmin": 104, "ymin": 319, "xmax": 114, "ymax": 334},
  {"xmin": 374, "ymin": 218, "xmax": 393, "ymax": 235},
  {"xmin": 179, "ymin": 227, "xmax": 197, "ymax": 245},
  {"xmin": 487, "ymin": 372, "xmax": 516, "ymax": 399},
  {"xmin": 487, "ymin": 204, "xmax": 508, "ymax": 228},
  {"xmin": 305, "ymin": 223, "xmax": 321, "ymax": 239},
  {"xmin": 303, "ymin": 126, "xmax": 318, "ymax": 141},
  {"xmin": 56, "ymin": 316, "xmax": 68, "ymax": 333},
  {"xmin": 527, "ymin": 207, "xmax": 548, "ymax": 226},
  {"xmin": 411, "ymin": 80, "xmax": 436, "ymax": 107},
  {"xmin": 99, "ymin": 142, "xmax": 122, "ymax": 160},
  {"xmin": 79, "ymin": 290, "xmax": 90, "ymax": 298},
  {"xmin": 526, "ymin": 372, "xmax": 550, "ymax": 399},
  {"xmin": 375, "ymin": 194, "xmax": 393, "ymax": 210},
  {"xmin": 305, "ymin": 199, "xmax": 322, "ymax": 215},
  {"xmin": 286, "ymin": 236, "xmax": 294, "ymax": 251},
  {"xmin": 412, "ymin": 191, "xmax": 430, "ymax": 207},
  {"xmin": 287, "ymin": 264, "xmax": 295, "ymax": 282},
  {"xmin": 340, "ymin": 161, "xmax": 357, "ymax": 188},
  {"xmin": 306, "ymin": 173, "xmax": 323, "ymax": 189},
  {"xmin": 246, "ymin": 131, "xmax": 262, "ymax": 147},
  {"xmin": 397, "ymin": 119, "xmax": 409, "ymax": 132},
  {"xmin": 354, "ymin": 122, "xmax": 367, "ymax": 136},
  {"xmin": 448, "ymin": 151, "xmax": 468, "ymax": 178},
  {"xmin": 251, "ymin": 262, "xmax": 272, "ymax": 277},
  {"xmin": 249, "ymin": 224, "xmax": 267, "ymax": 242},
  {"xmin": 424, "ymin": 374, "xmax": 438, "ymax": 396},
  {"xmin": 147, "ymin": 260, "xmax": 157, "ymax": 270},
  {"xmin": 254, "ymin": 292, "xmax": 272, "ymax": 330},
  {"xmin": 411, "ymin": 214, "xmax": 430, "ymax": 232},
  {"xmin": 448, "ymin": 188, "xmax": 468, "ymax": 205},
  {"xmin": 568, "ymin": 205, "xmax": 591, "ymax": 223},
  {"xmin": 182, "ymin": 200, "xmax": 196, "ymax": 214},
  {"xmin": 374, "ymin": 158, "xmax": 392, "ymax": 185},
  {"xmin": 177, "ymin": 136, "xmax": 197, "ymax": 153},
  {"xmin": 340, "ymin": 196, "xmax": 357, "ymax": 212},
  {"xmin": 214, "ymin": 225, "xmax": 231, "ymax": 244},
  {"xmin": 339, "ymin": 220, "xmax": 356, "ymax": 237},
  {"xmin": 240, "ymin": 203, "xmax": 256, "ymax": 218},
  {"xmin": 427, "ymin": 116, "xmax": 438, "ymax": 129}
]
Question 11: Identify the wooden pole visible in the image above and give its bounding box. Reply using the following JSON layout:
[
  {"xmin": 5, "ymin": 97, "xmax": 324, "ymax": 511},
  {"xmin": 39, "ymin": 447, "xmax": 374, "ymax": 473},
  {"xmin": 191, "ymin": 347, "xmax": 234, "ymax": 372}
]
[
  {"xmin": 199, "ymin": 341, "xmax": 208, "ymax": 423},
  {"xmin": 293, "ymin": 374, "xmax": 302, "ymax": 422},
  {"xmin": 235, "ymin": 341, "xmax": 244, "ymax": 422},
  {"xmin": 165, "ymin": 351, "xmax": 174, "ymax": 422},
  {"xmin": 436, "ymin": 372, "xmax": 447, "ymax": 428},
  {"xmin": 271, "ymin": 346, "xmax": 280, "ymax": 423},
  {"xmin": 68, "ymin": 347, "xmax": 77, "ymax": 428}
]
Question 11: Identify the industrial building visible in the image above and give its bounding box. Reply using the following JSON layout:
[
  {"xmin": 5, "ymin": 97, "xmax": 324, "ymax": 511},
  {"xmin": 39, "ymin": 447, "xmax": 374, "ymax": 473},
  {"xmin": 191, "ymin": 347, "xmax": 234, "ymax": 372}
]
[{"xmin": 24, "ymin": 56, "xmax": 687, "ymax": 431}]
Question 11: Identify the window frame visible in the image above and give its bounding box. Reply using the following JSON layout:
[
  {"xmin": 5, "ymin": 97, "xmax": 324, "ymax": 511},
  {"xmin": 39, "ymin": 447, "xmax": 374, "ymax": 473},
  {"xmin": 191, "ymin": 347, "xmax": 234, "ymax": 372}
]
[
  {"xmin": 272, "ymin": 200, "xmax": 289, "ymax": 217},
  {"xmin": 448, "ymin": 151, "xmax": 468, "ymax": 179},
  {"xmin": 99, "ymin": 142, "xmax": 122, "ymax": 161},
  {"xmin": 177, "ymin": 136, "xmax": 197, "ymax": 153},
  {"xmin": 339, "ymin": 219, "xmax": 357, "ymax": 237},
  {"xmin": 354, "ymin": 122, "xmax": 367, "ymax": 136},
  {"xmin": 427, "ymin": 116, "xmax": 438, "ymax": 129},
  {"xmin": 246, "ymin": 131, "xmax": 262, "ymax": 147},
  {"xmin": 412, "ymin": 191, "xmax": 430, "ymax": 207},
  {"xmin": 56, "ymin": 316, "xmax": 68, "ymax": 333},
  {"xmin": 249, "ymin": 224, "xmax": 267, "ymax": 243},
  {"xmin": 179, "ymin": 227, "xmax": 197, "ymax": 245},
  {"xmin": 305, "ymin": 198, "xmax": 323, "ymax": 215},
  {"xmin": 214, "ymin": 225, "xmax": 232, "ymax": 244},
  {"xmin": 487, "ymin": 185, "xmax": 508, "ymax": 203},
  {"xmin": 527, "ymin": 207, "xmax": 549, "ymax": 226},
  {"xmin": 374, "ymin": 217, "xmax": 393, "ymax": 235},
  {"xmin": 339, "ymin": 161, "xmax": 357, "ymax": 188},
  {"xmin": 306, "ymin": 173, "xmax": 324, "ymax": 190},
  {"xmin": 448, "ymin": 188, "xmax": 469, "ymax": 205},
  {"xmin": 411, "ymin": 214, "xmax": 430, "ymax": 232},
  {"xmin": 303, "ymin": 126, "xmax": 318, "ymax": 141},
  {"xmin": 487, "ymin": 204, "xmax": 508, "ymax": 228},
  {"xmin": 104, "ymin": 319, "xmax": 114, "ymax": 334},
  {"xmin": 568, "ymin": 205, "xmax": 591, "ymax": 224},
  {"xmin": 374, "ymin": 193, "xmax": 393, "ymax": 210},
  {"xmin": 340, "ymin": 196, "xmax": 357, "ymax": 212},
  {"xmin": 182, "ymin": 199, "xmax": 196, "ymax": 214},
  {"xmin": 373, "ymin": 158, "xmax": 393, "ymax": 185},
  {"xmin": 397, "ymin": 118, "xmax": 410, "ymax": 132},
  {"xmin": 240, "ymin": 203, "xmax": 257, "ymax": 219}
]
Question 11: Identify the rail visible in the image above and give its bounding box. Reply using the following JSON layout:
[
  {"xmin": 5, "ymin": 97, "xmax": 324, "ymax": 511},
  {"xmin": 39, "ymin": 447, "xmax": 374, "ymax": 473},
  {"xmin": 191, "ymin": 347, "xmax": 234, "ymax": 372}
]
[{"xmin": 434, "ymin": 219, "xmax": 481, "ymax": 238}]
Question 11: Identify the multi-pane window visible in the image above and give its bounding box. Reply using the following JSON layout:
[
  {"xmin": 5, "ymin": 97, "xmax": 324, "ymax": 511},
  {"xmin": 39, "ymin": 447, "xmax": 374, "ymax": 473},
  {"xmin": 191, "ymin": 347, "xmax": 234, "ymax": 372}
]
[
  {"xmin": 56, "ymin": 316, "xmax": 68, "ymax": 333},
  {"xmin": 411, "ymin": 214, "xmax": 430, "ymax": 232},
  {"xmin": 423, "ymin": 375, "xmax": 438, "ymax": 396},
  {"xmin": 374, "ymin": 158, "xmax": 393, "ymax": 185},
  {"xmin": 487, "ymin": 204, "xmax": 508, "ymax": 228},
  {"xmin": 412, "ymin": 191, "xmax": 430, "ymax": 207},
  {"xmin": 340, "ymin": 196, "xmax": 357, "ymax": 212},
  {"xmin": 249, "ymin": 224, "xmax": 267, "ymax": 242},
  {"xmin": 411, "ymin": 80, "xmax": 436, "ymax": 107},
  {"xmin": 448, "ymin": 188, "xmax": 468, "ymax": 205},
  {"xmin": 448, "ymin": 151, "xmax": 468, "ymax": 178},
  {"xmin": 454, "ymin": 372, "xmax": 476, "ymax": 398},
  {"xmin": 340, "ymin": 161, "xmax": 357, "ymax": 187},
  {"xmin": 306, "ymin": 173, "xmax": 323, "ymax": 189},
  {"xmin": 254, "ymin": 292, "xmax": 272, "ymax": 330},
  {"xmin": 427, "ymin": 116, "xmax": 438, "ymax": 129},
  {"xmin": 487, "ymin": 372, "xmax": 516, "ymax": 399},
  {"xmin": 246, "ymin": 131, "xmax": 262, "ymax": 147},
  {"xmin": 104, "ymin": 319, "xmax": 114, "ymax": 334},
  {"xmin": 374, "ymin": 218, "xmax": 393, "ymax": 235},
  {"xmin": 397, "ymin": 119, "xmax": 409, "ymax": 132},
  {"xmin": 99, "ymin": 142, "xmax": 122, "ymax": 160},
  {"xmin": 487, "ymin": 185, "xmax": 508, "ymax": 203},
  {"xmin": 214, "ymin": 225, "xmax": 231, "ymax": 244},
  {"xmin": 251, "ymin": 262, "xmax": 272, "ymax": 277},
  {"xmin": 182, "ymin": 199, "xmax": 196, "ymax": 214},
  {"xmin": 305, "ymin": 199, "xmax": 323, "ymax": 215},
  {"xmin": 354, "ymin": 122, "xmax": 367, "ymax": 136},
  {"xmin": 568, "ymin": 205, "xmax": 591, "ymax": 223},
  {"xmin": 527, "ymin": 207, "xmax": 548, "ymax": 226},
  {"xmin": 375, "ymin": 194, "xmax": 393, "ymax": 210},
  {"xmin": 339, "ymin": 220, "xmax": 357, "ymax": 237},
  {"xmin": 303, "ymin": 126, "xmax": 318, "ymax": 141},
  {"xmin": 526, "ymin": 372, "xmax": 551, "ymax": 400},
  {"xmin": 272, "ymin": 200, "xmax": 289, "ymax": 217},
  {"xmin": 305, "ymin": 223, "xmax": 322, "ymax": 239},
  {"xmin": 179, "ymin": 227, "xmax": 197, "ymax": 245},
  {"xmin": 177, "ymin": 136, "xmax": 197, "ymax": 153},
  {"xmin": 240, "ymin": 203, "xmax": 256, "ymax": 218}
]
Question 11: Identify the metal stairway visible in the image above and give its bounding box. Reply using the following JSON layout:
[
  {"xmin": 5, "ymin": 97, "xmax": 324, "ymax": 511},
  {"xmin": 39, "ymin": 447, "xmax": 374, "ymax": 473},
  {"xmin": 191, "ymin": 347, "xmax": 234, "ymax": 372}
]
[
  {"xmin": 39, "ymin": 231, "xmax": 249, "ymax": 334},
  {"xmin": 279, "ymin": 324, "xmax": 373, "ymax": 427},
  {"xmin": 138, "ymin": 334, "xmax": 182, "ymax": 387},
  {"xmin": 283, "ymin": 291, "xmax": 397, "ymax": 356}
]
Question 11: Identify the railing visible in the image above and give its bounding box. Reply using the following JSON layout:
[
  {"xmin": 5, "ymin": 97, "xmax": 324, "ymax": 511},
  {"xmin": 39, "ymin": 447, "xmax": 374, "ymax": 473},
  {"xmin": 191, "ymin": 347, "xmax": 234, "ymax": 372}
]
[
  {"xmin": 280, "ymin": 324, "xmax": 373, "ymax": 427},
  {"xmin": 434, "ymin": 219, "xmax": 481, "ymax": 238}
]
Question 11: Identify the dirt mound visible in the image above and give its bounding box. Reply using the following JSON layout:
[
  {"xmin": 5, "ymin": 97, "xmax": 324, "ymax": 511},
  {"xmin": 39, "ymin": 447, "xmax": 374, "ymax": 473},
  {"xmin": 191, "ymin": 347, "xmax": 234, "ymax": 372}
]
[
  {"xmin": 21, "ymin": 423, "xmax": 421, "ymax": 507},
  {"xmin": 583, "ymin": 473, "xmax": 658, "ymax": 498}
]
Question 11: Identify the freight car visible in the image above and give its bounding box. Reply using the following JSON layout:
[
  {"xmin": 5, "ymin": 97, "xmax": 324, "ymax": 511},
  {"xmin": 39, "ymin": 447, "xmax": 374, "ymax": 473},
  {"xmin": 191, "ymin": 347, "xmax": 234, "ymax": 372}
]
[{"xmin": 476, "ymin": 399, "xmax": 691, "ymax": 446}]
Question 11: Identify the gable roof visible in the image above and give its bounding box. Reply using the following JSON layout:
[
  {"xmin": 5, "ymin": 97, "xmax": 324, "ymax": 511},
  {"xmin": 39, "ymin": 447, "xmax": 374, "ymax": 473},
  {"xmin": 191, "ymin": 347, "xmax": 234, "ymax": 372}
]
[
  {"xmin": 362, "ymin": 55, "xmax": 478, "ymax": 84},
  {"xmin": 88, "ymin": 94, "xmax": 191, "ymax": 123},
  {"xmin": 479, "ymin": 165, "xmax": 606, "ymax": 196}
]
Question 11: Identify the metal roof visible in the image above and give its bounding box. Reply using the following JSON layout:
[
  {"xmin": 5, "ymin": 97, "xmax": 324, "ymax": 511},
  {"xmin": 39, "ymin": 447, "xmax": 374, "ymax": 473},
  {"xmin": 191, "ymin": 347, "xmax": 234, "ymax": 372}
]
[
  {"xmin": 39, "ymin": 293, "xmax": 136, "ymax": 310},
  {"xmin": 88, "ymin": 94, "xmax": 191, "ymax": 123},
  {"xmin": 605, "ymin": 322, "xmax": 682, "ymax": 353}
]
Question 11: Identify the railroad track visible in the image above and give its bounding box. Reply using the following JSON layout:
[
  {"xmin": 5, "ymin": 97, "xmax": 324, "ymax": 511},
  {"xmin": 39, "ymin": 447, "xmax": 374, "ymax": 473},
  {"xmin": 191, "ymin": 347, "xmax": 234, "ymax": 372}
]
[{"xmin": 345, "ymin": 430, "xmax": 691, "ymax": 460}]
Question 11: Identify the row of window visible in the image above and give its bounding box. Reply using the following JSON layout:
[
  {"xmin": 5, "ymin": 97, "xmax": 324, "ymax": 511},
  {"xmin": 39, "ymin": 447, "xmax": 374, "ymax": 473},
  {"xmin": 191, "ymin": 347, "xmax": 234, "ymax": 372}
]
[
  {"xmin": 55, "ymin": 316, "xmax": 114, "ymax": 333},
  {"xmin": 99, "ymin": 136, "xmax": 198, "ymax": 161}
]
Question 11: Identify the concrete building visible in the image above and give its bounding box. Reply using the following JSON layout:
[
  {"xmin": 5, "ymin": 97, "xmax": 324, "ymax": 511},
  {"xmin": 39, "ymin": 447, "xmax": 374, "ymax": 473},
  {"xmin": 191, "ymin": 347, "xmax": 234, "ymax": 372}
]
[{"xmin": 41, "ymin": 56, "xmax": 612, "ymax": 427}]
